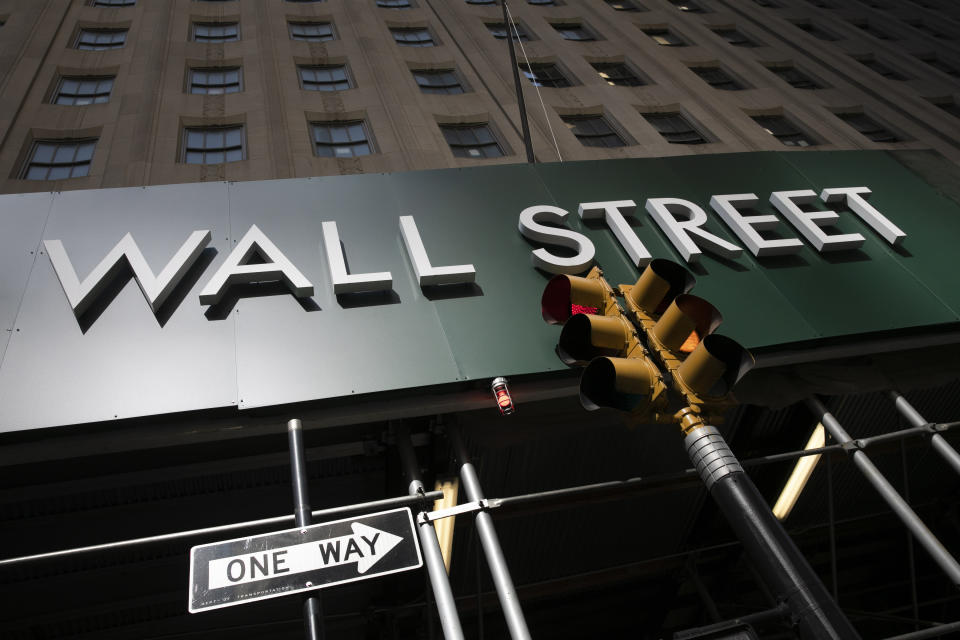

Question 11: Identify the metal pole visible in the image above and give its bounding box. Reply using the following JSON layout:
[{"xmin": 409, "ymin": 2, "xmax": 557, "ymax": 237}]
[
  {"xmin": 682, "ymin": 423, "xmax": 860, "ymax": 640},
  {"xmin": 890, "ymin": 391, "xmax": 960, "ymax": 476},
  {"xmin": 396, "ymin": 423, "xmax": 465, "ymax": 640},
  {"xmin": 287, "ymin": 419, "xmax": 325, "ymax": 640},
  {"xmin": 809, "ymin": 397, "xmax": 960, "ymax": 588},
  {"xmin": 501, "ymin": 0, "xmax": 535, "ymax": 163},
  {"xmin": 883, "ymin": 621, "xmax": 960, "ymax": 640},
  {"xmin": 450, "ymin": 426, "xmax": 532, "ymax": 640}
]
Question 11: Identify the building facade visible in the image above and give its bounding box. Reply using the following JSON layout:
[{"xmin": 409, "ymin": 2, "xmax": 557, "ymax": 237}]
[{"xmin": 1, "ymin": 0, "xmax": 960, "ymax": 639}]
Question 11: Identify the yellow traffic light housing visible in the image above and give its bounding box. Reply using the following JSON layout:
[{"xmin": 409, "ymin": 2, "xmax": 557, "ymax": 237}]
[
  {"xmin": 540, "ymin": 267, "xmax": 616, "ymax": 325},
  {"xmin": 580, "ymin": 356, "xmax": 667, "ymax": 414}
]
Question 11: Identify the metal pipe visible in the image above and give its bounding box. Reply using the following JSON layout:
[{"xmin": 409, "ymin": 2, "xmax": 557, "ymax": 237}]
[
  {"xmin": 685, "ymin": 425, "xmax": 859, "ymax": 640},
  {"xmin": 450, "ymin": 426, "xmax": 532, "ymax": 640},
  {"xmin": 676, "ymin": 604, "xmax": 790, "ymax": 638},
  {"xmin": 396, "ymin": 423, "xmax": 465, "ymax": 640},
  {"xmin": 501, "ymin": 0, "xmax": 535, "ymax": 163},
  {"xmin": 883, "ymin": 621, "xmax": 960, "ymax": 640},
  {"xmin": 890, "ymin": 391, "xmax": 960, "ymax": 476},
  {"xmin": 288, "ymin": 419, "xmax": 325, "ymax": 640},
  {"xmin": 0, "ymin": 492, "xmax": 441, "ymax": 567},
  {"xmin": 809, "ymin": 397, "xmax": 960, "ymax": 588}
]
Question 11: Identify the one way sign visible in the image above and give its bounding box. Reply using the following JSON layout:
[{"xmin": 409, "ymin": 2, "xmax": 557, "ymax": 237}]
[{"xmin": 189, "ymin": 508, "xmax": 422, "ymax": 613}]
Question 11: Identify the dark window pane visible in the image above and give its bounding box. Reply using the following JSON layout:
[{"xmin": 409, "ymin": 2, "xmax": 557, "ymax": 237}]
[
  {"xmin": 643, "ymin": 113, "xmax": 707, "ymax": 144},
  {"xmin": 519, "ymin": 63, "xmax": 572, "ymax": 88},
  {"xmin": 592, "ymin": 62, "xmax": 644, "ymax": 86},
  {"xmin": 440, "ymin": 124, "xmax": 504, "ymax": 158},
  {"xmin": 487, "ymin": 22, "xmax": 529, "ymax": 41},
  {"xmin": 752, "ymin": 115, "xmax": 816, "ymax": 147},
  {"xmin": 604, "ymin": 0, "xmax": 643, "ymax": 8},
  {"xmin": 183, "ymin": 126, "xmax": 244, "ymax": 164},
  {"xmin": 837, "ymin": 113, "xmax": 900, "ymax": 142},
  {"xmin": 769, "ymin": 66, "xmax": 821, "ymax": 89},
  {"xmin": 714, "ymin": 28, "xmax": 757, "ymax": 46},
  {"xmin": 643, "ymin": 29, "xmax": 685, "ymax": 46},
  {"xmin": 859, "ymin": 58, "xmax": 907, "ymax": 80},
  {"xmin": 691, "ymin": 67, "xmax": 742, "ymax": 90}
]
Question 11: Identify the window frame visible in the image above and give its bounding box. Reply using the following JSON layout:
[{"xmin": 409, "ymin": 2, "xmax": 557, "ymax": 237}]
[
  {"xmin": 412, "ymin": 68, "xmax": 466, "ymax": 94},
  {"xmin": 188, "ymin": 67, "xmax": 242, "ymax": 95},
  {"xmin": 591, "ymin": 61, "xmax": 646, "ymax": 86},
  {"xmin": 561, "ymin": 114, "xmax": 627, "ymax": 148},
  {"xmin": 390, "ymin": 26, "xmax": 436, "ymax": 46},
  {"xmin": 643, "ymin": 28, "xmax": 686, "ymax": 46},
  {"xmin": 310, "ymin": 120, "xmax": 374, "ymax": 158},
  {"xmin": 643, "ymin": 112, "xmax": 709, "ymax": 144},
  {"xmin": 91, "ymin": 0, "xmax": 137, "ymax": 6},
  {"xmin": 298, "ymin": 64, "xmax": 353, "ymax": 91},
  {"xmin": 288, "ymin": 21, "xmax": 336, "ymax": 42},
  {"xmin": 192, "ymin": 21, "xmax": 240, "ymax": 43},
  {"xmin": 53, "ymin": 75, "xmax": 115, "ymax": 105},
  {"xmin": 603, "ymin": 0, "xmax": 644, "ymax": 9},
  {"xmin": 553, "ymin": 22, "xmax": 596, "ymax": 42},
  {"xmin": 519, "ymin": 62, "xmax": 573, "ymax": 88},
  {"xmin": 440, "ymin": 123, "xmax": 505, "ymax": 159},
  {"xmin": 181, "ymin": 125, "xmax": 246, "ymax": 165},
  {"xmin": 21, "ymin": 138, "xmax": 98, "ymax": 180},
  {"xmin": 690, "ymin": 66, "xmax": 743, "ymax": 90},
  {"xmin": 75, "ymin": 27, "xmax": 128, "ymax": 50},
  {"xmin": 751, "ymin": 115, "xmax": 817, "ymax": 147}
]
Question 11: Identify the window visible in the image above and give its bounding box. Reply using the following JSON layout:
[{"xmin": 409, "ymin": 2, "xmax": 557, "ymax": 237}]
[
  {"xmin": 192, "ymin": 22, "xmax": 239, "ymax": 43},
  {"xmin": 413, "ymin": 69, "xmax": 465, "ymax": 94},
  {"xmin": 858, "ymin": 57, "xmax": 907, "ymax": 80},
  {"xmin": 520, "ymin": 63, "xmax": 572, "ymax": 88},
  {"xmin": 528, "ymin": 0, "xmax": 556, "ymax": 4},
  {"xmin": 298, "ymin": 65, "xmax": 352, "ymax": 91},
  {"xmin": 592, "ymin": 62, "xmax": 645, "ymax": 86},
  {"xmin": 75, "ymin": 28, "xmax": 127, "ymax": 50},
  {"xmin": 669, "ymin": 0, "xmax": 705, "ymax": 12},
  {"xmin": 486, "ymin": 22, "xmax": 530, "ymax": 41},
  {"xmin": 604, "ymin": 0, "xmax": 643, "ymax": 10},
  {"xmin": 714, "ymin": 28, "xmax": 757, "ymax": 47},
  {"xmin": 754, "ymin": 0, "xmax": 779, "ymax": 6},
  {"xmin": 553, "ymin": 23, "xmax": 596, "ymax": 41},
  {"xmin": 22, "ymin": 139, "xmax": 97, "ymax": 180},
  {"xmin": 808, "ymin": 0, "xmax": 832, "ymax": 6},
  {"xmin": 441, "ymin": 124, "xmax": 504, "ymax": 158},
  {"xmin": 837, "ymin": 113, "xmax": 900, "ymax": 142},
  {"xmin": 643, "ymin": 112, "xmax": 707, "ymax": 144},
  {"xmin": 917, "ymin": 54, "xmax": 959, "ymax": 76},
  {"xmin": 311, "ymin": 121, "xmax": 372, "ymax": 158},
  {"xmin": 377, "ymin": 0, "xmax": 411, "ymax": 7},
  {"xmin": 53, "ymin": 76, "xmax": 115, "ymax": 105},
  {"xmin": 91, "ymin": 0, "xmax": 136, "ymax": 5},
  {"xmin": 690, "ymin": 66, "xmax": 743, "ymax": 90},
  {"xmin": 289, "ymin": 22, "xmax": 335, "ymax": 42},
  {"xmin": 182, "ymin": 126, "xmax": 244, "ymax": 164},
  {"xmin": 768, "ymin": 65, "xmax": 821, "ymax": 89},
  {"xmin": 752, "ymin": 115, "xmax": 815, "ymax": 147},
  {"xmin": 643, "ymin": 28, "xmax": 686, "ymax": 46},
  {"xmin": 467, "ymin": 0, "xmax": 497, "ymax": 4},
  {"xmin": 189, "ymin": 67, "xmax": 241, "ymax": 94},
  {"xmin": 391, "ymin": 27, "xmax": 435, "ymax": 46},
  {"xmin": 562, "ymin": 115, "xmax": 626, "ymax": 148},
  {"xmin": 792, "ymin": 21, "xmax": 837, "ymax": 41}
]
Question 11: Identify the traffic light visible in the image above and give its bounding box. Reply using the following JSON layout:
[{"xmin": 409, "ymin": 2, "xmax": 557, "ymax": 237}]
[
  {"xmin": 541, "ymin": 266, "xmax": 668, "ymax": 417},
  {"xmin": 541, "ymin": 258, "xmax": 754, "ymax": 420}
]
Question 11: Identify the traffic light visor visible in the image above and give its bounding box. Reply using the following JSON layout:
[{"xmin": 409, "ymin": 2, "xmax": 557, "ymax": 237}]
[
  {"xmin": 627, "ymin": 259, "xmax": 696, "ymax": 315},
  {"xmin": 651, "ymin": 294, "xmax": 723, "ymax": 354},
  {"xmin": 676, "ymin": 334, "xmax": 755, "ymax": 396},
  {"xmin": 557, "ymin": 314, "xmax": 633, "ymax": 365},
  {"xmin": 541, "ymin": 275, "xmax": 607, "ymax": 325},
  {"xmin": 580, "ymin": 356, "xmax": 664, "ymax": 413}
]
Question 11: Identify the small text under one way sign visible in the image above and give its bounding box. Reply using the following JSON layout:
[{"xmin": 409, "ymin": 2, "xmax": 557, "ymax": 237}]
[{"xmin": 188, "ymin": 508, "xmax": 422, "ymax": 613}]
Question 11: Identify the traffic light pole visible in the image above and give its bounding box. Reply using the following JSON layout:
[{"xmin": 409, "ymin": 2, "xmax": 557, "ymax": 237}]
[
  {"xmin": 682, "ymin": 420, "xmax": 860, "ymax": 640},
  {"xmin": 287, "ymin": 419, "xmax": 326, "ymax": 640},
  {"xmin": 450, "ymin": 426, "xmax": 532, "ymax": 640}
]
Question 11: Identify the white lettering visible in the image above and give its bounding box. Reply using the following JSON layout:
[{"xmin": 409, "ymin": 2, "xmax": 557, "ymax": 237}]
[
  {"xmin": 517, "ymin": 205, "xmax": 595, "ymax": 274},
  {"xmin": 770, "ymin": 190, "xmax": 864, "ymax": 252},
  {"xmin": 710, "ymin": 194, "xmax": 804, "ymax": 257},
  {"xmin": 321, "ymin": 221, "xmax": 393, "ymax": 295},
  {"xmin": 820, "ymin": 187, "xmax": 906, "ymax": 246},
  {"xmin": 399, "ymin": 216, "xmax": 475, "ymax": 287},
  {"xmin": 45, "ymin": 230, "xmax": 211, "ymax": 317},
  {"xmin": 645, "ymin": 198, "xmax": 743, "ymax": 263},
  {"xmin": 198, "ymin": 225, "xmax": 313, "ymax": 305},
  {"xmin": 578, "ymin": 200, "xmax": 652, "ymax": 268}
]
